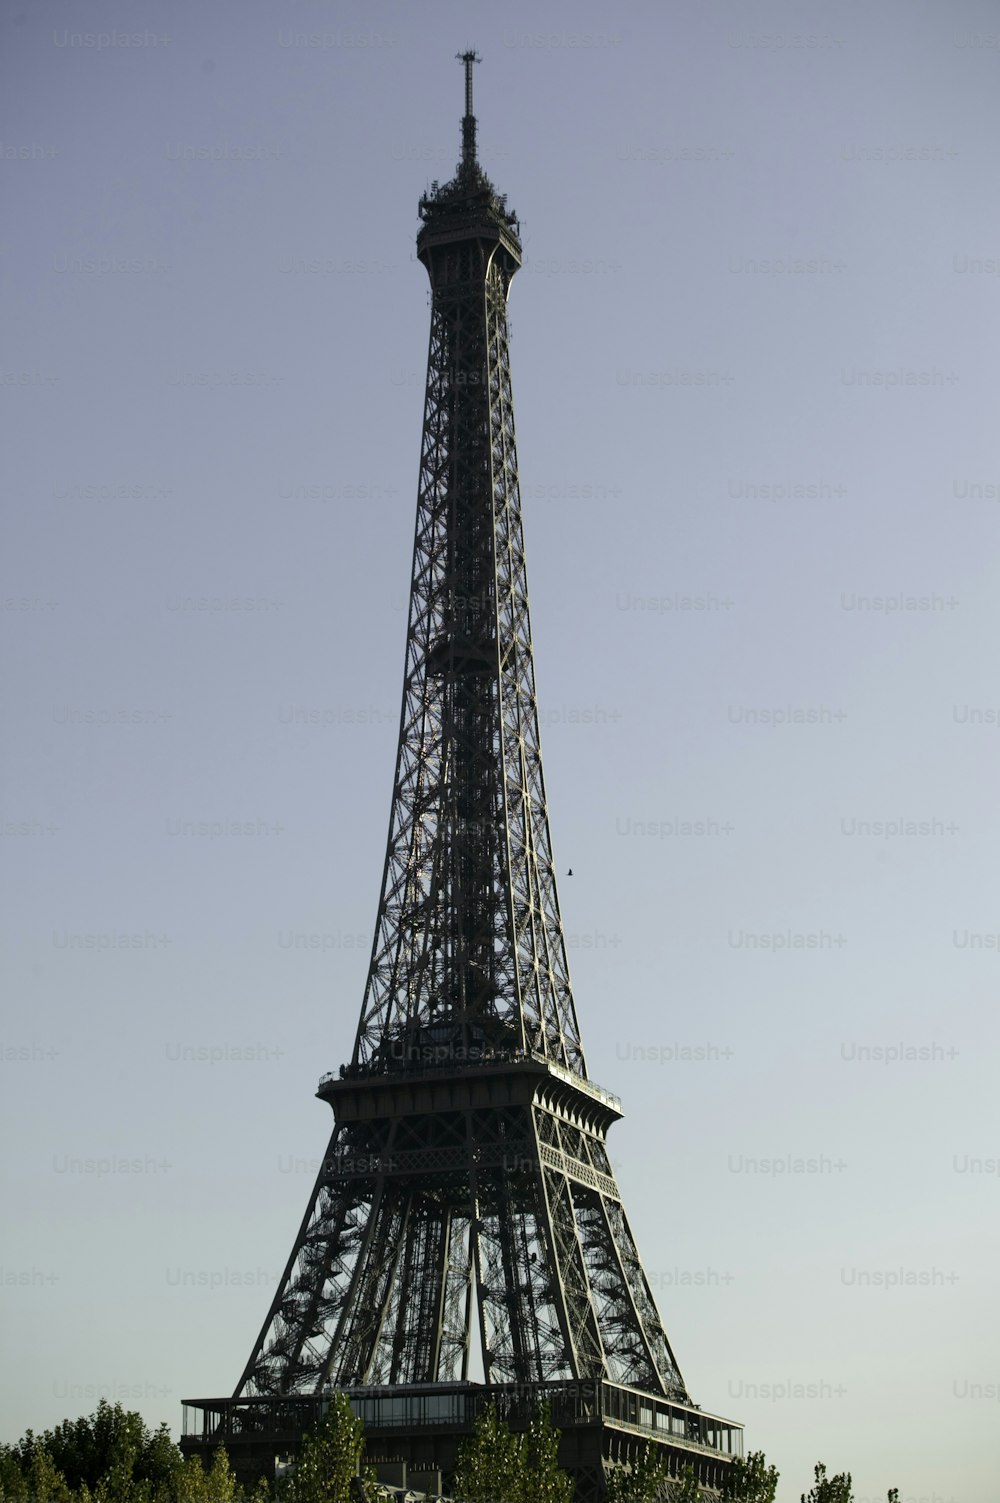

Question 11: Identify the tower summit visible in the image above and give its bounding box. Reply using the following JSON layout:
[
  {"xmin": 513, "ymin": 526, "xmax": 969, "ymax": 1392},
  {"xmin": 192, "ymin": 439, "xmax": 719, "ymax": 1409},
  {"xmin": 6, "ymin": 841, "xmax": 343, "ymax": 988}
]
[{"xmin": 182, "ymin": 58, "xmax": 743, "ymax": 1501}]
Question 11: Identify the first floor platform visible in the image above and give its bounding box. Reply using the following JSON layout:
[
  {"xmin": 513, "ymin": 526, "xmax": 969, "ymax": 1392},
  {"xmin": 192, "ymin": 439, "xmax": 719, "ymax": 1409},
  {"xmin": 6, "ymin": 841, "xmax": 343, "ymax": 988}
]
[{"xmin": 181, "ymin": 1378, "xmax": 743, "ymax": 1501}]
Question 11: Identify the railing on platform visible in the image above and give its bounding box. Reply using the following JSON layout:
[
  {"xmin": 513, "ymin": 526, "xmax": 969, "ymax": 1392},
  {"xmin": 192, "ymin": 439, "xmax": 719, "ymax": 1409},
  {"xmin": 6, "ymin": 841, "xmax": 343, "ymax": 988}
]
[
  {"xmin": 183, "ymin": 1379, "xmax": 741, "ymax": 1460},
  {"xmin": 318, "ymin": 1049, "xmax": 622, "ymax": 1115}
]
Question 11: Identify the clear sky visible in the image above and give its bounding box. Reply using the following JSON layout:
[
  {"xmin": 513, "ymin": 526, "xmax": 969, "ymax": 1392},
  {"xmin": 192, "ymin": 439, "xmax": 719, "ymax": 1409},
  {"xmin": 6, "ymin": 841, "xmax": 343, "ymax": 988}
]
[{"xmin": 2, "ymin": 1, "xmax": 998, "ymax": 1500}]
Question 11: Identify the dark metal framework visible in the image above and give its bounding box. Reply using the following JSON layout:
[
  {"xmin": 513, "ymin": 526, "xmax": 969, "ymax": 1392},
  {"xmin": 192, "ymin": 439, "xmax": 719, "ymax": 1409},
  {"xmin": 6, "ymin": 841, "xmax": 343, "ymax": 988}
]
[{"xmin": 185, "ymin": 55, "xmax": 741, "ymax": 1499}]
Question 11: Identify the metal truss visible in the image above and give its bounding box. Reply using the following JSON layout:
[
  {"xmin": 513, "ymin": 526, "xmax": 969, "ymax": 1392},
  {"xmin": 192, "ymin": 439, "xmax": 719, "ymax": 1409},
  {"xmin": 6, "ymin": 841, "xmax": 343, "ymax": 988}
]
[
  {"xmin": 234, "ymin": 58, "xmax": 692, "ymax": 1419},
  {"xmin": 237, "ymin": 1096, "xmax": 687, "ymax": 1401}
]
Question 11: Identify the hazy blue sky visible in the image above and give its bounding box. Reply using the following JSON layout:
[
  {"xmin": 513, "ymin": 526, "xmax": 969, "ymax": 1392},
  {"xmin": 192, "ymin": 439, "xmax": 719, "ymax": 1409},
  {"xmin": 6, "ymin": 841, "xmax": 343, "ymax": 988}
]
[{"xmin": 2, "ymin": 1, "xmax": 998, "ymax": 1499}]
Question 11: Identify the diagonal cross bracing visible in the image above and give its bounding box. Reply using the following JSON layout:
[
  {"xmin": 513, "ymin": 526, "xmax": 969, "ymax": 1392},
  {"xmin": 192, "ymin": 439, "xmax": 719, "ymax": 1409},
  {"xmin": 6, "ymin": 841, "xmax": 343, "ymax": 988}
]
[{"xmin": 234, "ymin": 83, "xmax": 691, "ymax": 1420}]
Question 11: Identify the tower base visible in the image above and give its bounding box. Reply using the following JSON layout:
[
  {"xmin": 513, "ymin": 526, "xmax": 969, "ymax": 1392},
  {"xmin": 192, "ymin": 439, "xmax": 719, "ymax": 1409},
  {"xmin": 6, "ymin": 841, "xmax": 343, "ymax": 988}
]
[{"xmin": 181, "ymin": 1380, "xmax": 743, "ymax": 1501}]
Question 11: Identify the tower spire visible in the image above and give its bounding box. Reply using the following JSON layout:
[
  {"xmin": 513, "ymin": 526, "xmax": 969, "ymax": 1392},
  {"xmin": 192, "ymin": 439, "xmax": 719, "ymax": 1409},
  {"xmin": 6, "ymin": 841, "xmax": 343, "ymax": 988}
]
[{"xmin": 457, "ymin": 48, "xmax": 480, "ymax": 167}]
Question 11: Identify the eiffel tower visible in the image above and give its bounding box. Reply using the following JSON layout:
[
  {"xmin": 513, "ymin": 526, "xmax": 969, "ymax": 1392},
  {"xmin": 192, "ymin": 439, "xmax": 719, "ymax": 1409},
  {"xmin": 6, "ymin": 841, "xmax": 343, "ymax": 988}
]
[{"xmin": 182, "ymin": 54, "xmax": 743, "ymax": 1502}]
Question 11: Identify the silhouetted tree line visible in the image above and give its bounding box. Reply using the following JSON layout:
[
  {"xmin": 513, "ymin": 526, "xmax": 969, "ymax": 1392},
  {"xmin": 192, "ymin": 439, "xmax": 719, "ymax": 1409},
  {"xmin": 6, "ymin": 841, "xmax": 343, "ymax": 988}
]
[{"xmin": 0, "ymin": 1397, "xmax": 900, "ymax": 1503}]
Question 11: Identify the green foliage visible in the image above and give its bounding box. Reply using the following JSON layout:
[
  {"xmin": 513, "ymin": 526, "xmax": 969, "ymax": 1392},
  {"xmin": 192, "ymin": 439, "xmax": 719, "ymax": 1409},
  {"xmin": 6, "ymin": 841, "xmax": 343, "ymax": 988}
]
[
  {"xmin": 245, "ymin": 1478, "xmax": 272, "ymax": 1503},
  {"xmin": 521, "ymin": 1406, "xmax": 573, "ymax": 1503},
  {"xmin": 452, "ymin": 1404, "xmax": 525, "ymax": 1503},
  {"xmin": 288, "ymin": 1392, "xmax": 374, "ymax": 1503},
  {"xmin": 0, "ymin": 1443, "xmax": 32, "ymax": 1503},
  {"xmin": 801, "ymin": 1463, "xmax": 854, "ymax": 1503},
  {"xmin": 159, "ymin": 1450, "xmax": 247, "ymax": 1503},
  {"xmin": 0, "ymin": 1407, "xmax": 260, "ymax": 1503},
  {"xmin": 720, "ymin": 1450, "xmax": 780, "ymax": 1503},
  {"xmin": 673, "ymin": 1464, "xmax": 702, "ymax": 1502},
  {"xmin": 0, "ymin": 1400, "xmax": 905, "ymax": 1503},
  {"xmin": 451, "ymin": 1402, "xmax": 573, "ymax": 1503},
  {"xmin": 8, "ymin": 1403, "xmax": 182, "ymax": 1498},
  {"xmin": 28, "ymin": 1450, "xmax": 76, "ymax": 1503},
  {"xmin": 604, "ymin": 1442, "xmax": 669, "ymax": 1503}
]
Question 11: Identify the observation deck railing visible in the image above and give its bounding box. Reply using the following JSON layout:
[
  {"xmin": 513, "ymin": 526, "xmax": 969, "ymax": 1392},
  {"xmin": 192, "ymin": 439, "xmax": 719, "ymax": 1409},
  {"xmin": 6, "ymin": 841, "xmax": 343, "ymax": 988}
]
[
  {"xmin": 318, "ymin": 1048, "xmax": 621, "ymax": 1116},
  {"xmin": 182, "ymin": 1379, "xmax": 742, "ymax": 1461}
]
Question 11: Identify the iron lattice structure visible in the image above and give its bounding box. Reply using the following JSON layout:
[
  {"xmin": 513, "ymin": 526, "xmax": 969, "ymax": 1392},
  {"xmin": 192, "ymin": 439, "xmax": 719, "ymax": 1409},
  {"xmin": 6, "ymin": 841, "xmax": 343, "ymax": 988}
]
[{"xmin": 186, "ymin": 55, "xmax": 742, "ymax": 1500}]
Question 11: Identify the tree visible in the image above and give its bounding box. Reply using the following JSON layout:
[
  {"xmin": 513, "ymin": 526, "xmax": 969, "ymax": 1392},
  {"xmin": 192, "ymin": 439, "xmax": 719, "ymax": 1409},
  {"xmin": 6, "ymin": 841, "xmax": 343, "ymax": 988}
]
[
  {"xmin": 673, "ymin": 1465, "xmax": 702, "ymax": 1502},
  {"xmin": 0, "ymin": 1441, "xmax": 32, "ymax": 1503},
  {"xmin": 8, "ymin": 1402, "xmax": 181, "ymax": 1498},
  {"xmin": 604, "ymin": 1442, "xmax": 669, "ymax": 1503},
  {"xmin": 720, "ymin": 1450, "xmax": 780, "ymax": 1503},
  {"xmin": 0, "ymin": 1407, "xmax": 261, "ymax": 1503},
  {"xmin": 521, "ymin": 1406, "xmax": 573, "ymax": 1503},
  {"xmin": 452, "ymin": 1404, "xmax": 526, "ymax": 1503},
  {"xmin": 288, "ymin": 1391, "xmax": 375, "ymax": 1503},
  {"xmin": 27, "ymin": 1450, "xmax": 76, "ymax": 1503},
  {"xmin": 452, "ymin": 1402, "xmax": 574, "ymax": 1503},
  {"xmin": 170, "ymin": 1450, "xmax": 256, "ymax": 1503},
  {"xmin": 801, "ymin": 1463, "xmax": 853, "ymax": 1503}
]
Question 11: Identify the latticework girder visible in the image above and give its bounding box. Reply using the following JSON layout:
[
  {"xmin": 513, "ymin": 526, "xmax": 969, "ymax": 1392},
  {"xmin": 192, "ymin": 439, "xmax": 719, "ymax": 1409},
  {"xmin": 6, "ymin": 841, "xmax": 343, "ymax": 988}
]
[{"xmin": 233, "ymin": 61, "xmax": 701, "ymax": 1441}]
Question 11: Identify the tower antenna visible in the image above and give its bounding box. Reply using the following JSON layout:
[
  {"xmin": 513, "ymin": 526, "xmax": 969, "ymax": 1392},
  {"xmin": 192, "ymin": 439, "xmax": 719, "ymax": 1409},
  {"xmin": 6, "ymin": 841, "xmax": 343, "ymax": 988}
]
[{"xmin": 457, "ymin": 49, "xmax": 481, "ymax": 167}]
